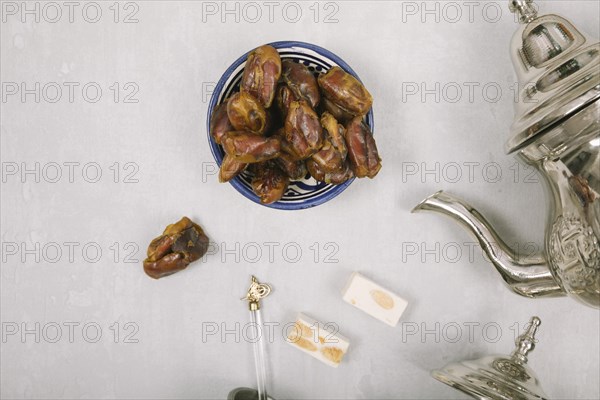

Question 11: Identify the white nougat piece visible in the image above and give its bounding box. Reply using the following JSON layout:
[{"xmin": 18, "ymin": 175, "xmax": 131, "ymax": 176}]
[
  {"xmin": 342, "ymin": 272, "xmax": 408, "ymax": 327},
  {"xmin": 286, "ymin": 313, "xmax": 350, "ymax": 368}
]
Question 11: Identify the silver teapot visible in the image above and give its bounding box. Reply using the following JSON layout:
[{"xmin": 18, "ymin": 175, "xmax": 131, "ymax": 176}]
[{"xmin": 413, "ymin": 0, "xmax": 600, "ymax": 308}]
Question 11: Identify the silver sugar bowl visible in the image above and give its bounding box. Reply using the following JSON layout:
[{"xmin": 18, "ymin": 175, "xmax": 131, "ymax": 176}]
[{"xmin": 414, "ymin": 0, "xmax": 600, "ymax": 308}]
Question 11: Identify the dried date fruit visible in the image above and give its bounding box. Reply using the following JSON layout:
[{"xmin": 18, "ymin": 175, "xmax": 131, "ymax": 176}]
[
  {"xmin": 310, "ymin": 138, "xmax": 346, "ymax": 174},
  {"xmin": 251, "ymin": 162, "xmax": 289, "ymax": 204},
  {"xmin": 306, "ymin": 158, "xmax": 354, "ymax": 185},
  {"xmin": 321, "ymin": 97, "xmax": 354, "ymax": 124},
  {"xmin": 241, "ymin": 45, "xmax": 282, "ymax": 108},
  {"xmin": 320, "ymin": 112, "xmax": 347, "ymax": 160},
  {"xmin": 272, "ymin": 128, "xmax": 296, "ymax": 155},
  {"xmin": 275, "ymin": 152, "xmax": 307, "ymax": 180},
  {"xmin": 284, "ymin": 100, "xmax": 323, "ymax": 160},
  {"xmin": 318, "ymin": 66, "xmax": 373, "ymax": 117},
  {"xmin": 222, "ymin": 131, "xmax": 281, "ymax": 163},
  {"xmin": 327, "ymin": 161, "xmax": 354, "ymax": 184},
  {"xmin": 219, "ymin": 154, "xmax": 247, "ymax": 183},
  {"xmin": 305, "ymin": 157, "xmax": 325, "ymax": 182},
  {"xmin": 275, "ymin": 83, "xmax": 298, "ymax": 118},
  {"xmin": 282, "ymin": 60, "xmax": 320, "ymax": 108},
  {"xmin": 143, "ymin": 217, "xmax": 209, "ymax": 279},
  {"xmin": 271, "ymin": 128, "xmax": 307, "ymax": 180},
  {"xmin": 345, "ymin": 116, "xmax": 381, "ymax": 178},
  {"xmin": 227, "ymin": 92, "xmax": 268, "ymax": 134},
  {"xmin": 210, "ymin": 102, "xmax": 233, "ymax": 145}
]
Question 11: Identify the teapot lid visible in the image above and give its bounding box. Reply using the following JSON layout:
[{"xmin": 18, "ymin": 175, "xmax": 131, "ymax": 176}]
[
  {"xmin": 432, "ymin": 317, "xmax": 548, "ymax": 400},
  {"xmin": 506, "ymin": 0, "xmax": 600, "ymax": 153}
]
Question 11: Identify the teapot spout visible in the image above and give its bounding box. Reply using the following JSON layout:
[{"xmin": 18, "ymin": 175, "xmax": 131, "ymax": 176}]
[{"xmin": 412, "ymin": 191, "xmax": 565, "ymax": 298}]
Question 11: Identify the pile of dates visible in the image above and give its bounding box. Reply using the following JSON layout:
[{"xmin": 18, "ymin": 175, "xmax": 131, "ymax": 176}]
[{"xmin": 210, "ymin": 44, "xmax": 381, "ymax": 205}]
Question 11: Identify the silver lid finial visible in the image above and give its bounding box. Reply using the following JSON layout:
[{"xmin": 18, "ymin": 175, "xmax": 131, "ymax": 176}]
[
  {"xmin": 511, "ymin": 316, "xmax": 541, "ymax": 363},
  {"xmin": 509, "ymin": 0, "xmax": 538, "ymax": 23}
]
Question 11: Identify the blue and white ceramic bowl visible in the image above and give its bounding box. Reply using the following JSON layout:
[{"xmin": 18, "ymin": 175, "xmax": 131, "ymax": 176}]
[{"xmin": 206, "ymin": 41, "xmax": 375, "ymax": 210}]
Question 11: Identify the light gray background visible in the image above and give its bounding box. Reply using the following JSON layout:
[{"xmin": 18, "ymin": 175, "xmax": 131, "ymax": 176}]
[{"xmin": 1, "ymin": 1, "xmax": 599, "ymax": 399}]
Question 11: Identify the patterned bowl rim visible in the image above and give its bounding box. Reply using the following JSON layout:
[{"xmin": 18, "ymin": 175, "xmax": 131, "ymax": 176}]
[{"xmin": 206, "ymin": 40, "xmax": 375, "ymax": 210}]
